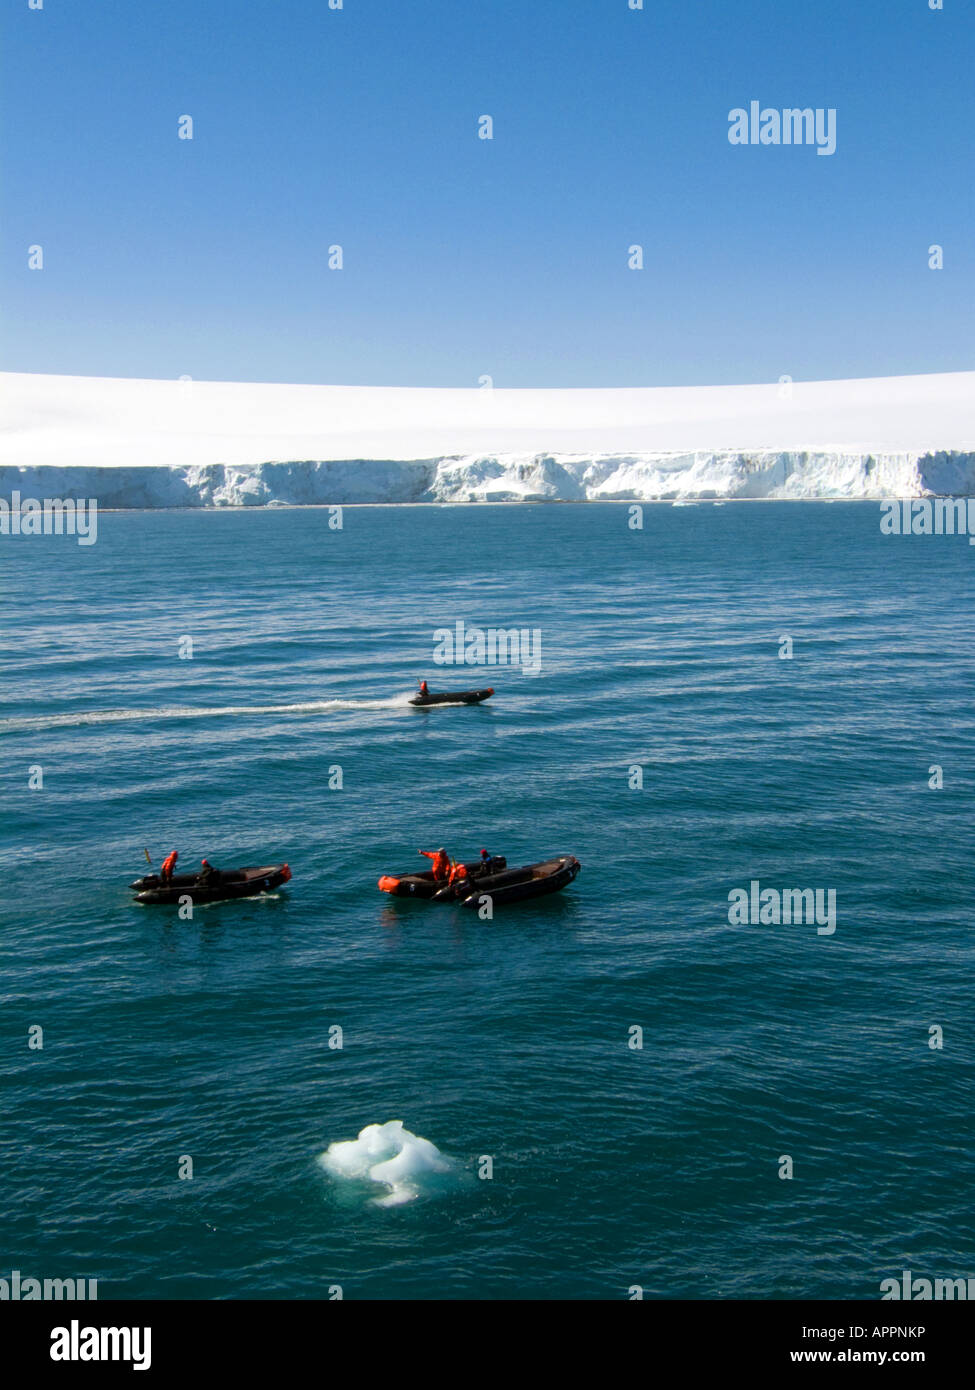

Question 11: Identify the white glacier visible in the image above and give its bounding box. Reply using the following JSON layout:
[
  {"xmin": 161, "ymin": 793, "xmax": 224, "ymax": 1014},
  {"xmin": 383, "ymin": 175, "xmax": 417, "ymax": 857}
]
[
  {"xmin": 2, "ymin": 369, "xmax": 974, "ymax": 506},
  {"xmin": 3, "ymin": 449, "xmax": 975, "ymax": 508}
]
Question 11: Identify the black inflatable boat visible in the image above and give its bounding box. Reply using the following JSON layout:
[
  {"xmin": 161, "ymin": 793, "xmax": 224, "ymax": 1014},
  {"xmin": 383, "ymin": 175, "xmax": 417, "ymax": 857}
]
[
  {"xmin": 454, "ymin": 855, "xmax": 580, "ymax": 907},
  {"xmin": 378, "ymin": 854, "xmax": 579, "ymax": 906},
  {"xmin": 378, "ymin": 856, "xmax": 506, "ymax": 898},
  {"xmin": 409, "ymin": 687, "xmax": 494, "ymax": 707},
  {"xmin": 131, "ymin": 864, "xmax": 292, "ymax": 905}
]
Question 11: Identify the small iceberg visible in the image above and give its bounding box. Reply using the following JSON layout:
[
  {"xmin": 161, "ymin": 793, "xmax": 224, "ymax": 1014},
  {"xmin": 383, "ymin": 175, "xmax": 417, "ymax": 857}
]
[{"xmin": 319, "ymin": 1120, "xmax": 453, "ymax": 1208}]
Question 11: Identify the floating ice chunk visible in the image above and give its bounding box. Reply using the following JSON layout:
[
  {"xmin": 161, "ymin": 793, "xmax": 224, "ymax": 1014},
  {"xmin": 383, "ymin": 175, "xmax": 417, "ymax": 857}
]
[{"xmin": 320, "ymin": 1120, "xmax": 452, "ymax": 1207}]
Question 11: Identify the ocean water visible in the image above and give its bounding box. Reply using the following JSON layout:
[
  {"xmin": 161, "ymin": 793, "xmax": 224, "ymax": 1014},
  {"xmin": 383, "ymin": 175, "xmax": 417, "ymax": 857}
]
[{"xmin": 2, "ymin": 501, "xmax": 974, "ymax": 1300}]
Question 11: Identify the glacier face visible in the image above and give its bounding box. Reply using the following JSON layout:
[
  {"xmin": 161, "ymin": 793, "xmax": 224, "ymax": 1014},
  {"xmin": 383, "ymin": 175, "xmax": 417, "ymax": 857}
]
[{"xmin": 2, "ymin": 450, "xmax": 975, "ymax": 507}]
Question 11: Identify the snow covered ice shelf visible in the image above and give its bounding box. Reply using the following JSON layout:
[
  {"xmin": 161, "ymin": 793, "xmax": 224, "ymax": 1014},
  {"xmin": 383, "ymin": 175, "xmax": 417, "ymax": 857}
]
[{"xmin": 2, "ymin": 369, "xmax": 974, "ymax": 504}]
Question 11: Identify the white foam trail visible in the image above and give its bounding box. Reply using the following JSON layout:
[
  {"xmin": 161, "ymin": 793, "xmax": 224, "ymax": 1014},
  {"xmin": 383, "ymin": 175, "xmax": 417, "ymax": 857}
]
[
  {"xmin": 319, "ymin": 1120, "xmax": 452, "ymax": 1208},
  {"xmin": 0, "ymin": 693, "xmax": 415, "ymax": 733}
]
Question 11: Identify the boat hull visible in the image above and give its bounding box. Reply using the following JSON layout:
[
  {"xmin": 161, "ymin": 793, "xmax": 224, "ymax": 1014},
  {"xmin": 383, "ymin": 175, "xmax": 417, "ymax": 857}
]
[
  {"xmin": 378, "ymin": 857, "xmax": 506, "ymax": 898},
  {"xmin": 379, "ymin": 855, "xmax": 579, "ymax": 906},
  {"xmin": 459, "ymin": 855, "xmax": 580, "ymax": 908},
  {"xmin": 409, "ymin": 688, "xmax": 494, "ymax": 707},
  {"xmin": 132, "ymin": 864, "xmax": 291, "ymax": 905}
]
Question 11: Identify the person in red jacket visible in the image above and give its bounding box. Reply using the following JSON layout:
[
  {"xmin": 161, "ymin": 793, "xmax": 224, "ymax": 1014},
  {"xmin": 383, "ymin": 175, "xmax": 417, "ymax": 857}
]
[
  {"xmin": 196, "ymin": 858, "xmax": 221, "ymax": 886},
  {"xmin": 418, "ymin": 680, "xmax": 430, "ymax": 696},
  {"xmin": 420, "ymin": 848, "xmax": 450, "ymax": 881},
  {"xmin": 160, "ymin": 850, "xmax": 179, "ymax": 883}
]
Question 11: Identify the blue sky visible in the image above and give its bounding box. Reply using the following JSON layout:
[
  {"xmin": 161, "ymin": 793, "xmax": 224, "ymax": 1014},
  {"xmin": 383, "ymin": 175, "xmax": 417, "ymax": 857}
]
[{"xmin": 2, "ymin": 0, "xmax": 972, "ymax": 387}]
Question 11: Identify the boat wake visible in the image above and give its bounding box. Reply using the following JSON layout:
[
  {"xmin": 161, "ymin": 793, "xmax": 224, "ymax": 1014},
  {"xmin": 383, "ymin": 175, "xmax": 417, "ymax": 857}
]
[{"xmin": 0, "ymin": 693, "xmax": 415, "ymax": 733}]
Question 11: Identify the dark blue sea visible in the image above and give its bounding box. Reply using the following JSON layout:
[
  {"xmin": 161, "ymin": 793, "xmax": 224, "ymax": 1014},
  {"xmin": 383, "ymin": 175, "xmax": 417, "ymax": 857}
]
[{"xmin": 2, "ymin": 501, "xmax": 974, "ymax": 1300}]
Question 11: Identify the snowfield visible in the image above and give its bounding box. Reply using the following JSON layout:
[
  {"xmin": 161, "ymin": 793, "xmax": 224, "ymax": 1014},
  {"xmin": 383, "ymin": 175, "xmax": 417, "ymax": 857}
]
[{"xmin": 2, "ymin": 369, "xmax": 974, "ymax": 504}]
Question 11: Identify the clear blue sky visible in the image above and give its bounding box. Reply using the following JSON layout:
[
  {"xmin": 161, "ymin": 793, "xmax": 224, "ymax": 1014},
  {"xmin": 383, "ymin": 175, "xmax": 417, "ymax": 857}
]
[{"xmin": 2, "ymin": 0, "xmax": 972, "ymax": 388}]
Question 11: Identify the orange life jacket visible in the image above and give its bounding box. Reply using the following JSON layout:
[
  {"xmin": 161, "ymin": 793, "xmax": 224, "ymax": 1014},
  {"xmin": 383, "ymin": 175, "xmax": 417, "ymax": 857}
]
[{"xmin": 420, "ymin": 849, "xmax": 450, "ymax": 880}]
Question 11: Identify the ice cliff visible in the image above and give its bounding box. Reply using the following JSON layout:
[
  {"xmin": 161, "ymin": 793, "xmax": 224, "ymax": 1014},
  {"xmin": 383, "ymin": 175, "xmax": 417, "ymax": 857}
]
[
  {"xmin": 3, "ymin": 369, "xmax": 974, "ymax": 504},
  {"xmin": 2, "ymin": 450, "xmax": 975, "ymax": 507}
]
